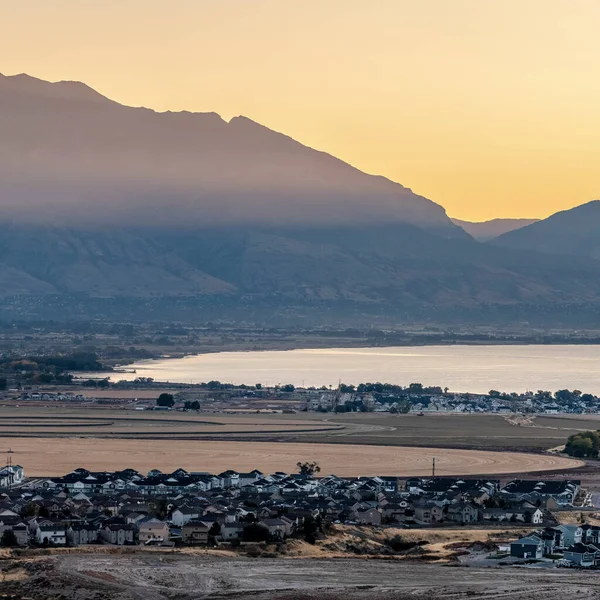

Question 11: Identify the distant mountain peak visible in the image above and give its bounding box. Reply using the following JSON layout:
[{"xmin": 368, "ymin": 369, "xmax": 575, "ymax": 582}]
[
  {"xmin": 0, "ymin": 72, "xmax": 112, "ymax": 104},
  {"xmin": 0, "ymin": 71, "xmax": 465, "ymax": 236}
]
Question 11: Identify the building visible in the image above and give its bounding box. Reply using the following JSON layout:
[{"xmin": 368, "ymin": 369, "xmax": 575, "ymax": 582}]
[
  {"xmin": 182, "ymin": 522, "xmax": 209, "ymax": 545},
  {"xmin": 35, "ymin": 523, "xmax": 67, "ymax": 546},
  {"xmin": 510, "ymin": 535, "xmax": 544, "ymax": 559},
  {"xmin": 67, "ymin": 524, "xmax": 99, "ymax": 545},
  {"xmin": 564, "ymin": 543, "xmax": 600, "ymax": 567},
  {"xmin": 101, "ymin": 524, "xmax": 135, "ymax": 545},
  {"xmin": 139, "ymin": 519, "xmax": 170, "ymax": 543}
]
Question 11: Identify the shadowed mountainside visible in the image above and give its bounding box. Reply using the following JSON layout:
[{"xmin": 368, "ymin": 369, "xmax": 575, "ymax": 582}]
[{"xmin": 492, "ymin": 200, "xmax": 600, "ymax": 259}]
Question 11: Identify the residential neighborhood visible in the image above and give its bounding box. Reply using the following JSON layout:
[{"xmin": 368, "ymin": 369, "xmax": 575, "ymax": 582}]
[{"xmin": 0, "ymin": 463, "xmax": 591, "ymax": 568}]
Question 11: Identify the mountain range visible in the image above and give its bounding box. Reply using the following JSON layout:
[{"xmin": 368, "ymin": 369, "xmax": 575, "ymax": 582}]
[
  {"xmin": 1, "ymin": 72, "xmax": 600, "ymax": 325},
  {"xmin": 491, "ymin": 201, "xmax": 600, "ymax": 260}
]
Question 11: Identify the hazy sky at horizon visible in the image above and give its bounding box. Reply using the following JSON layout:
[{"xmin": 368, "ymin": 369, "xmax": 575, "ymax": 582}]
[{"xmin": 2, "ymin": 0, "xmax": 599, "ymax": 221}]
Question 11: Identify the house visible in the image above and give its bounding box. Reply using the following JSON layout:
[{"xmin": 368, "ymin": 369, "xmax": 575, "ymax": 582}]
[
  {"xmin": 353, "ymin": 508, "xmax": 382, "ymax": 526},
  {"xmin": 564, "ymin": 543, "xmax": 600, "ymax": 567},
  {"xmin": 446, "ymin": 503, "xmax": 479, "ymax": 524},
  {"xmin": 139, "ymin": 519, "xmax": 170, "ymax": 544},
  {"xmin": 581, "ymin": 524, "xmax": 600, "ymax": 545},
  {"xmin": 0, "ymin": 516, "xmax": 29, "ymax": 546},
  {"xmin": 171, "ymin": 507, "xmax": 201, "ymax": 527},
  {"xmin": 510, "ymin": 535, "xmax": 544, "ymax": 559},
  {"xmin": 101, "ymin": 524, "xmax": 135, "ymax": 545},
  {"xmin": 413, "ymin": 502, "xmax": 445, "ymax": 524},
  {"xmin": 220, "ymin": 523, "xmax": 244, "ymax": 541},
  {"xmin": 124, "ymin": 512, "xmax": 147, "ymax": 526},
  {"xmin": 0, "ymin": 466, "xmax": 24, "ymax": 488},
  {"xmin": 12, "ymin": 522, "xmax": 28, "ymax": 546},
  {"xmin": 556, "ymin": 524, "xmax": 583, "ymax": 548},
  {"xmin": 67, "ymin": 524, "xmax": 99, "ymax": 546},
  {"xmin": 182, "ymin": 522, "xmax": 209, "ymax": 545},
  {"xmin": 35, "ymin": 523, "xmax": 67, "ymax": 546},
  {"xmin": 260, "ymin": 518, "xmax": 287, "ymax": 540}
]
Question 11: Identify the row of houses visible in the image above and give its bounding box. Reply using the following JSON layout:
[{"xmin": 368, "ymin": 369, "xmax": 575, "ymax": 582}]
[
  {"xmin": 511, "ymin": 524, "xmax": 600, "ymax": 567},
  {"xmin": 0, "ymin": 469, "xmax": 582, "ymax": 548}
]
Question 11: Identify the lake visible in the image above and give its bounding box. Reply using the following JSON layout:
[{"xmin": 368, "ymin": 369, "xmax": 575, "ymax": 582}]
[{"xmin": 96, "ymin": 345, "xmax": 600, "ymax": 394}]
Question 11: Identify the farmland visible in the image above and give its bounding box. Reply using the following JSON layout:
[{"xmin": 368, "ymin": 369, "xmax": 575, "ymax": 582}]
[
  {"xmin": 0, "ymin": 436, "xmax": 582, "ymax": 478},
  {"xmin": 0, "ymin": 407, "xmax": 588, "ymax": 477},
  {"xmin": 0, "ymin": 407, "xmax": 596, "ymax": 450}
]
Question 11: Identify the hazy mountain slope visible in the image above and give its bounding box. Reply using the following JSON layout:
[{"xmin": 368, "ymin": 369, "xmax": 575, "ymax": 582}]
[
  {"xmin": 0, "ymin": 72, "xmax": 464, "ymax": 237},
  {"xmin": 492, "ymin": 200, "xmax": 600, "ymax": 259},
  {"xmin": 0, "ymin": 225, "xmax": 233, "ymax": 297},
  {"xmin": 156, "ymin": 224, "xmax": 600, "ymax": 306},
  {"xmin": 3, "ymin": 72, "xmax": 600, "ymax": 321},
  {"xmin": 451, "ymin": 218, "xmax": 539, "ymax": 241}
]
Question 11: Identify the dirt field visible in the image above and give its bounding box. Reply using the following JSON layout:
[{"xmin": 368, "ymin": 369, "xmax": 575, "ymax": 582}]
[
  {"xmin": 4, "ymin": 552, "xmax": 600, "ymax": 599},
  {"xmin": 325, "ymin": 412, "xmax": 600, "ymax": 450},
  {"xmin": 0, "ymin": 408, "xmax": 596, "ymax": 451},
  {"xmin": 0, "ymin": 407, "xmax": 345, "ymax": 438},
  {"xmin": 5, "ymin": 436, "xmax": 582, "ymax": 477}
]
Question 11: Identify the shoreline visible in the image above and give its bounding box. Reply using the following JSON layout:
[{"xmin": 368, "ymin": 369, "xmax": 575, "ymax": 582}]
[{"xmin": 79, "ymin": 342, "xmax": 600, "ymax": 393}]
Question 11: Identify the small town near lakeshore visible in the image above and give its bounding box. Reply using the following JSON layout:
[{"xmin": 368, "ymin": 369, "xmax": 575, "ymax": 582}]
[{"xmin": 14, "ymin": 380, "xmax": 600, "ymax": 417}]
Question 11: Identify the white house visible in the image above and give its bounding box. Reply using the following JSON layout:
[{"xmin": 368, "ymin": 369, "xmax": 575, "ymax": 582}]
[
  {"xmin": 35, "ymin": 523, "xmax": 66, "ymax": 546},
  {"xmin": 171, "ymin": 507, "xmax": 201, "ymax": 527}
]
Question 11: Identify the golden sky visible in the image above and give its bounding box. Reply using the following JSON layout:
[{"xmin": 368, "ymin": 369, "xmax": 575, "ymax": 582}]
[{"xmin": 2, "ymin": 0, "xmax": 599, "ymax": 221}]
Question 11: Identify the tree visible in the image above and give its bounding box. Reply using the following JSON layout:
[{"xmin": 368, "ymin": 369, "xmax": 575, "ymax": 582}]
[
  {"xmin": 1, "ymin": 530, "xmax": 17, "ymax": 547},
  {"xmin": 240, "ymin": 513, "xmax": 257, "ymax": 523},
  {"xmin": 0, "ymin": 378, "xmax": 7, "ymax": 391},
  {"xmin": 555, "ymin": 389, "xmax": 574, "ymax": 403},
  {"xmin": 21, "ymin": 502, "xmax": 38, "ymax": 518},
  {"xmin": 397, "ymin": 400, "xmax": 411, "ymax": 414},
  {"xmin": 489, "ymin": 390, "xmax": 501, "ymax": 398},
  {"xmin": 408, "ymin": 383, "xmax": 424, "ymax": 394},
  {"xmin": 156, "ymin": 393, "xmax": 174, "ymax": 408},
  {"xmin": 208, "ymin": 522, "xmax": 221, "ymax": 545},
  {"xmin": 242, "ymin": 523, "xmax": 270, "ymax": 542},
  {"xmin": 564, "ymin": 430, "xmax": 600, "ymax": 458},
  {"xmin": 302, "ymin": 515, "xmax": 319, "ymax": 536},
  {"xmin": 281, "ymin": 384, "xmax": 295, "ymax": 393},
  {"xmin": 297, "ymin": 461, "xmax": 321, "ymax": 476},
  {"xmin": 255, "ymin": 383, "xmax": 262, "ymax": 390}
]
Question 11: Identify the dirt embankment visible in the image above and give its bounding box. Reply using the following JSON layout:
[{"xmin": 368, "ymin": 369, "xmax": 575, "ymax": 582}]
[{"xmin": 3, "ymin": 548, "xmax": 600, "ymax": 600}]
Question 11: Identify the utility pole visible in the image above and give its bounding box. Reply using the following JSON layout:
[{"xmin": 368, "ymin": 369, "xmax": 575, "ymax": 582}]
[
  {"xmin": 5, "ymin": 451, "xmax": 12, "ymax": 491},
  {"xmin": 432, "ymin": 456, "xmax": 436, "ymax": 478}
]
